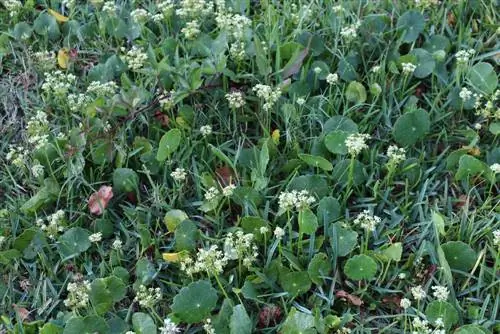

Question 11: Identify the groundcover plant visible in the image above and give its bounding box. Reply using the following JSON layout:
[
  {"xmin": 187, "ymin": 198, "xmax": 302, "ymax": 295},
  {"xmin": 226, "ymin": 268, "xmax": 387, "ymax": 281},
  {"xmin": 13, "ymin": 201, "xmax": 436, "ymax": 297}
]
[{"xmin": 0, "ymin": 0, "xmax": 499, "ymax": 333}]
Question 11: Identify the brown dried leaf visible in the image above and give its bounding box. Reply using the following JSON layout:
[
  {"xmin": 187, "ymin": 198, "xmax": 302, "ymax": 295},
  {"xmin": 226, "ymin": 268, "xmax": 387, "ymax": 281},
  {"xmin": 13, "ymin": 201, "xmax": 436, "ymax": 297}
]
[{"xmin": 336, "ymin": 290, "xmax": 363, "ymax": 306}]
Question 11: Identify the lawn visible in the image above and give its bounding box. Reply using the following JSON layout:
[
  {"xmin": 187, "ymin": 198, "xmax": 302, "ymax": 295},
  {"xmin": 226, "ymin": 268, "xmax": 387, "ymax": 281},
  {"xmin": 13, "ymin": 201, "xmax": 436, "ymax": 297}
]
[{"xmin": 0, "ymin": 0, "xmax": 499, "ymax": 333}]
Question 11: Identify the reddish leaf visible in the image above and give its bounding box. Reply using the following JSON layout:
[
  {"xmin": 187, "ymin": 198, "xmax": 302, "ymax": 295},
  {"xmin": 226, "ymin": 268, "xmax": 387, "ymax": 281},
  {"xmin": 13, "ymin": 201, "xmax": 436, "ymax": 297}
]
[
  {"xmin": 88, "ymin": 185, "xmax": 114, "ymax": 215},
  {"xmin": 216, "ymin": 166, "xmax": 235, "ymax": 187},
  {"xmin": 13, "ymin": 304, "xmax": 31, "ymax": 322},
  {"xmin": 336, "ymin": 290, "xmax": 364, "ymax": 306}
]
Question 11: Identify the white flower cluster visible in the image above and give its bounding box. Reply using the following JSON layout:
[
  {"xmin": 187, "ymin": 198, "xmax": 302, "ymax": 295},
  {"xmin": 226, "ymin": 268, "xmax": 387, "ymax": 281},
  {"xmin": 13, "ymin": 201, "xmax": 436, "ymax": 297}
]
[
  {"xmin": 203, "ymin": 318, "xmax": 216, "ymax": 334},
  {"xmin": 340, "ymin": 21, "xmax": 361, "ymax": 40},
  {"xmin": 278, "ymin": 190, "xmax": 316, "ymax": 212},
  {"xmin": 181, "ymin": 20, "xmax": 201, "ymax": 39},
  {"xmin": 387, "ymin": 145, "xmax": 406, "ymax": 165},
  {"xmin": 326, "ymin": 73, "xmax": 339, "ymax": 85},
  {"xmin": 345, "ymin": 133, "xmax": 370, "ymax": 156},
  {"xmin": 131, "ymin": 8, "xmax": 149, "ymax": 22},
  {"xmin": 204, "ymin": 186, "xmax": 220, "ymax": 201},
  {"xmin": 410, "ymin": 285, "xmax": 427, "ymax": 301},
  {"xmin": 455, "ymin": 49, "xmax": 475, "ymax": 65},
  {"xmin": 222, "ymin": 184, "xmax": 236, "ymax": 197},
  {"xmin": 159, "ymin": 318, "xmax": 180, "ymax": 334},
  {"xmin": 180, "ymin": 245, "xmax": 228, "ymax": 275},
  {"xmin": 158, "ymin": 0, "xmax": 175, "ymax": 17},
  {"xmin": 36, "ymin": 210, "xmax": 66, "ymax": 240},
  {"xmin": 274, "ymin": 226, "xmax": 285, "ymax": 240},
  {"xmin": 225, "ymin": 91, "xmax": 246, "ymax": 109},
  {"xmin": 67, "ymin": 93, "xmax": 92, "ymax": 113},
  {"xmin": 229, "ymin": 42, "xmax": 246, "ymax": 61},
  {"xmin": 121, "ymin": 46, "xmax": 148, "ymax": 71},
  {"xmin": 459, "ymin": 87, "xmax": 472, "ymax": 102},
  {"xmin": 32, "ymin": 51, "xmax": 55, "ymax": 71},
  {"xmin": 223, "ymin": 231, "xmax": 258, "ymax": 267},
  {"xmin": 296, "ymin": 97, "xmax": 306, "ymax": 106},
  {"xmin": 490, "ymin": 164, "xmax": 500, "ymax": 174},
  {"xmin": 6, "ymin": 144, "xmax": 28, "ymax": 168},
  {"xmin": 31, "ymin": 163, "xmax": 45, "ymax": 178},
  {"xmin": 431, "ymin": 285, "xmax": 449, "ymax": 301},
  {"xmin": 493, "ymin": 229, "xmax": 500, "ymax": 247},
  {"xmin": 411, "ymin": 316, "xmax": 445, "ymax": 334},
  {"xmin": 41, "ymin": 71, "xmax": 76, "ymax": 96},
  {"xmin": 64, "ymin": 280, "xmax": 91, "ymax": 309},
  {"xmin": 473, "ymin": 90, "xmax": 500, "ymax": 120},
  {"xmin": 353, "ymin": 210, "xmax": 381, "ymax": 231},
  {"xmin": 253, "ymin": 84, "xmax": 281, "ymax": 112},
  {"xmin": 414, "ymin": 0, "xmax": 441, "ymax": 8},
  {"xmin": 159, "ymin": 90, "xmax": 176, "ymax": 110},
  {"xmin": 400, "ymin": 297, "xmax": 411, "ymax": 309},
  {"xmin": 171, "ymin": 168, "xmax": 187, "ymax": 182},
  {"xmin": 215, "ymin": 12, "xmax": 251, "ymax": 40},
  {"xmin": 89, "ymin": 232, "xmax": 103, "ymax": 243},
  {"xmin": 63, "ymin": 0, "xmax": 76, "ymax": 10},
  {"xmin": 200, "ymin": 125, "xmax": 213, "ymax": 137},
  {"xmin": 102, "ymin": 1, "xmax": 116, "ymax": 15},
  {"xmin": 112, "ymin": 238, "xmax": 123, "ymax": 250},
  {"xmin": 401, "ymin": 62, "xmax": 417, "ymax": 75},
  {"xmin": 134, "ymin": 285, "xmax": 162, "ymax": 308},
  {"xmin": 26, "ymin": 110, "xmax": 50, "ymax": 150},
  {"xmin": 371, "ymin": 65, "xmax": 381, "ymax": 73},
  {"xmin": 176, "ymin": 0, "xmax": 214, "ymax": 19},
  {"xmin": 86, "ymin": 81, "xmax": 118, "ymax": 96},
  {"xmin": 4, "ymin": 0, "xmax": 22, "ymax": 17},
  {"xmin": 290, "ymin": 4, "xmax": 312, "ymax": 25}
]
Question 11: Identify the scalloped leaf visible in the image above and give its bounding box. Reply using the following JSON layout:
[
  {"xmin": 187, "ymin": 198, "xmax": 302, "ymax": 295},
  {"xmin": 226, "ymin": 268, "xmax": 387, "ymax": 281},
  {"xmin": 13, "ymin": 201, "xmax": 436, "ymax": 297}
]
[
  {"xmin": 171, "ymin": 280, "xmax": 218, "ymax": 323},
  {"xmin": 441, "ymin": 241, "xmax": 477, "ymax": 271},
  {"xmin": 344, "ymin": 254, "xmax": 377, "ymax": 280},
  {"xmin": 280, "ymin": 271, "xmax": 312, "ymax": 297},
  {"xmin": 425, "ymin": 301, "xmax": 458, "ymax": 329},
  {"xmin": 307, "ymin": 252, "xmax": 332, "ymax": 285},
  {"xmin": 397, "ymin": 10, "xmax": 424, "ymax": 43},
  {"xmin": 393, "ymin": 109, "xmax": 430, "ymax": 146}
]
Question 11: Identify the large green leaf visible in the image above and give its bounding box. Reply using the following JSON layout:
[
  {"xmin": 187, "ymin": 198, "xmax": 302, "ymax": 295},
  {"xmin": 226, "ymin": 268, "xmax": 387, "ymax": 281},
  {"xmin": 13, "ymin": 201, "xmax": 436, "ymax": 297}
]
[
  {"xmin": 393, "ymin": 109, "xmax": 430, "ymax": 146},
  {"xmin": 132, "ymin": 313, "xmax": 156, "ymax": 334},
  {"xmin": 58, "ymin": 227, "xmax": 91, "ymax": 259},
  {"xmin": 441, "ymin": 241, "xmax": 477, "ymax": 272},
  {"xmin": 468, "ymin": 62, "xmax": 498, "ymax": 94},
  {"xmin": 344, "ymin": 254, "xmax": 378, "ymax": 280},
  {"xmin": 397, "ymin": 10, "xmax": 424, "ymax": 43},
  {"xmin": 157, "ymin": 128, "xmax": 182, "ymax": 161},
  {"xmin": 171, "ymin": 280, "xmax": 218, "ymax": 323}
]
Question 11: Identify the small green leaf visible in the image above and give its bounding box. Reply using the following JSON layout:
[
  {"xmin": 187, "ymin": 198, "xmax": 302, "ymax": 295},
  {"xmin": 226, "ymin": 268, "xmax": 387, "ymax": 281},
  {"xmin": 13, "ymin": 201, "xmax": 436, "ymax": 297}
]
[
  {"xmin": 432, "ymin": 211, "xmax": 446, "ymax": 236},
  {"xmin": 456, "ymin": 155, "xmax": 490, "ymax": 181},
  {"xmin": 409, "ymin": 48, "xmax": 435, "ymax": 78},
  {"xmin": 381, "ymin": 243, "xmax": 403, "ymax": 262},
  {"xmin": 132, "ymin": 313, "xmax": 156, "ymax": 334},
  {"xmin": 229, "ymin": 305, "xmax": 252, "ymax": 334},
  {"xmin": 344, "ymin": 254, "xmax": 377, "ymax": 280},
  {"xmin": 157, "ymin": 128, "xmax": 181, "ymax": 161},
  {"xmin": 425, "ymin": 301, "xmax": 459, "ymax": 329},
  {"xmin": 135, "ymin": 258, "xmax": 156, "ymax": 286},
  {"xmin": 441, "ymin": 241, "xmax": 477, "ymax": 272},
  {"xmin": 298, "ymin": 208, "xmax": 318, "ymax": 235},
  {"xmin": 317, "ymin": 197, "xmax": 341, "ymax": 224},
  {"xmin": 174, "ymin": 220, "xmax": 199, "ymax": 251},
  {"xmin": 345, "ymin": 81, "xmax": 367, "ymax": 104},
  {"xmin": 397, "ymin": 10, "xmax": 424, "ymax": 43},
  {"xmin": 468, "ymin": 62, "xmax": 498, "ymax": 95},
  {"xmin": 280, "ymin": 271, "xmax": 312, "ymax": 297},
  {"xmin": 281, "ymin": 308, "xmax": 315, "ymax": 334},
  {"xmin": 298, "ymin": 153, "xmax": 333, "ymax": 171},
  {"xmin": 171, "ymin": 280, "xmax": 218, "ymax": 323},
  {"xmin": 164, "ymin": 209, "xmax": 189, "ymax": 232},
  {"xmin": 307, "ymin": 253, "xmax": 332, "ymax": 285},
  {"xmin": 112, "ymin": 168, "xmax": 139, "ymax": 193},
  {"xmin": 58, "ymin": 228, "xmax": 91, "ymax": 259},
  {"xmin": 393, "ymin": 109, "xmax": 430, "ymax": 146}
]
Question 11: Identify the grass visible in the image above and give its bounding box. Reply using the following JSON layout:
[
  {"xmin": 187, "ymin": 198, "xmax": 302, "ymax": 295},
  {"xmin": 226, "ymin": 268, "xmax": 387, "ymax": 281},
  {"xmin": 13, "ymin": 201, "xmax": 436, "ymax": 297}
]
[{"xmin": 0, "ymin": 0, "xmax": 499, "ymax": 333}]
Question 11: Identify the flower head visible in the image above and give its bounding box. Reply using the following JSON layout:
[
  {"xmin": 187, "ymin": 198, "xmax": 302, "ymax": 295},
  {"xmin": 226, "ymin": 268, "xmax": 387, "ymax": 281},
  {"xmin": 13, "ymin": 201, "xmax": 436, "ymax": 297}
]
[
  {"xmin": 431, "ymin": 285, "xmax": 449, "ymax": 301},
  {"xmin": 401, "ymin": 62, "xmax": 416, "ymax": 75},
  {"xmin": 345, "ymin": 133, "xmax": 370, "ymax": 156},
  {"xmin": 410, "ymin": 285, "xmax": 426, "ymax": 301},
  {"xmin": 274, "ymin": 227, "xmax": 285, "ymax": 240},
  {"xmin": 400, "ymin": 298, "xmax": 411, "ymax": 309},
  {"xmin": 89, "ymin": 232, "xmax": 103, "ymax": 243},
  {"xmin": 326, "ymin": 73, "xmax": 338, "ymax": 85},
  {"xmin": 159, "ymin": 318, "xmax": 181, "ymax": 334},
  {"xmin": 200, "ymin": 125, "xmax": 213, "ymax": 137},
  {"xmin": 171, "ymin": 168, "xmax": 187, "ymax": 182},
  {"xmin": 353, "ymin": 210, "xmax": 381, "ymax": 231},
  {"xmin": 387, "ymin": 145, "xmax": 406, "ymax": 165}
]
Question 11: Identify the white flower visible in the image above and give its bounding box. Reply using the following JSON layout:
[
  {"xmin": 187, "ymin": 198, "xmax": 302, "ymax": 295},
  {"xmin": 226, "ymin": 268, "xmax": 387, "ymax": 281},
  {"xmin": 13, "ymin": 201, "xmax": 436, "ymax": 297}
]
[
  {"xmin": 326, "ymin": 73, "xmax": 338, "ymax": 84},
  {"xmin": 67, "ymin": 93, "xmax": 92, "ymax": 112},
  {"xmin": 204, "ymin": 186, "xmax": 220, "ymax": 202},
  {"xmin": 296, "ymin": 97, "xmax": 306, "ymax": 106},
  {"xmin": 473, "ymin": 123, "xmax": 482, "ymax": 130},
  {"xmin": 112, "ymin": 239, "xmax": 123, "ymax": 250},
  {"xmin": 171, "ymin": 168, "xmax": 187, "ymax": 182},
  {"xmin": 31, "ymin": 164, "xmax": 45, "ymax": 178},
  {"xmin": 222, "ymin": 184, "xmax": 236, "ymax": 197},
  {"xmin": 353, "ymin": 210, "xmax": 381, "ymax": 231},
  {"xmin": 400, "ymin": 298, "xmax": 411, "ymax": 309},
  {"xmin": 493, "ymin": 230, "xmax": 500, "ymax": 247},
  {"xmin": 295, "ymin": 190, "xmax": 316, "ymax": 210},
  {"xmin": 182, "ymin": 245, "xmax": 228, "ymax": 275},
  {"xmin": 345, "ymin": 133, "xmax": 370, "ymax": 156},
  {"xmin": 215, "ymin": 12, "xmax": 251, "ymax": 40},
  {"xmin": 42, "ymin": 71, "xmax": 76, "ymax": 96},
  {"xmin": 131, "ymin": 8, "xmax": 149, "ymax": 22},
  {"xmin": 203, "ymin": 318, "xmax": 215, "ymax": 334},
  {"xmin": 122, "ymin": 46, "xmax": 148, "ymax": 71},
  {"xmin": 387, "ymin": 145, "xmax": 406, "ymax": 165},
  {"xmin": 398, "ymin": 273, "xmax": 406, "ymax": 279},
  {"xmin": 340, "ymin": 21, "xmax": 360, "ymax": 40},
  {"xmin": 200, "ymin": 125, "xmax": 213, "ymax": 137},
  {"xmin": 225, "ymin": 91, "xmax": 246, "ymax": 108},
  {"xmin": 412, "ymin": 317, "xmax": 430, "ymax": 332},
  {"xmin": 64, "ymin": 280, "xmax": 91, "ymax": 309},
  {"xmin": 431, "ymin": 285, "xmax": 449, "ymax": 301},
  {"xmin": 410, "ymin": 285, "xmax": 427, "ymax": 301},
  {"xmin": 371, "ymin": 65, "xmax": 381, "ymax": 73},
  {"xmin": 181, "ymin": 20, "xmax": 201, "ymax": 39},
  {"xmin": 4, "ymin": 0, "xmax": 22, "ymax": 16},
  {"xmin": 176, "ymin": 0, "xmax": 214, "ymax": 19},
  {"xmin": 401, "ymin": 62, "xmax": 416, "ymax": 75},
  {"xmin": 38, "ymin": 210, "xmax": 66, "ymax": 240},
  {"xmin": 313, "ymin": 67, "xmax": 322, "ymax": 74},
  {"xmin": 223, "ymin": 231, "xmax": 258, "ymax": 267},
  {"xmin": 229, "ymin": 42, "xmax": 247, "ymax": 61},
  {"xmin": 434, "ymin": 317, "xmax": 444, "ymax": 328},
  {"xmin": 159, "ymin": 318, "xmax": 180, "ymax": 334},
  {"xmin": 102, "ymin": 1, "xmax": 116, "ymax": 15},
  {"xmin": 86, "ymin": 81, "xmax": 118, "ymax": 96},
  {"xmin": 89, "ymin": 232, "xmax": 103, "ymax": 243},
  {"xmin": 125, "ymin": 332, "xmax": 136, "ymax": 334},
  {"xmin": 490, "ymin": 163, "xmax": 500, "ymax": 174},
  {"xmin": 253, "ymin": 84, "xmax": 281, "ymax": 112},
  {"xmin": 274, "ymin": 227, "xmax": 285, "ymax": 240},
  {"xmin": 459, "ymin": 87, "xmax": 473, "ymax": 101},
  {"xmin": 259, "ymin": 226, "xmax": 269, "ymax": 234},
  {"xmin": 134, "ymin": 285, "xmax": 162, "ymax": 308},
  {"xmin": 455, "ymin": 49, "xmax": 475, "ymax": 65},
  {"xmin": 278, "ymin": 190, "xmax": 315, "ymax": 212}
]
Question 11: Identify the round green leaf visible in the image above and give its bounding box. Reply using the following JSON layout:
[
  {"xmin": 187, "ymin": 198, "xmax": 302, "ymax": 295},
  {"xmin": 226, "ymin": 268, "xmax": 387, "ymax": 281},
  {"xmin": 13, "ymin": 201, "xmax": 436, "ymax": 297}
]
[
  {"xmin": 425, "ymin": 301, "xmax": 459, "ymax": 329},
  {"xmin": 91, "ymin": 140, "xmax": 115, "ymax": 165},
  {"xmin": 281, "ymin": 308, "xmax": 315, "ymax": 334},
  {"xmin": 132, "ymin": 313, "xmax": 156, "ymax": 334},
  {"xmin": 307, "ymin": 252, "xmax": 332, "ymax": 285},
  {"xmin": 174, "ymin": 220, "xmax": 199, "ymax": 251},
  {"xmin": 298, "ymin": 208, "xmax": 318, "ymax": 235},
  {"xmin": 12, "ymin": 22, "xmax": 33, "ymax": 40},
  {"xmin": 456, "ymin": 155, "xmax": 490, "ymax": 181},
  {"xmin": 345, "ymin": 81, "xmax": 367, "ymax": 104},
  {"xmin": 455, "ymin": 325, "xmax": 488, "ymax": 334},
  {"xmin": 164, "ymin": 209, "xmax": 189, "ymax": 232},
  {"xmin": 423, "ymin": 35, "xmax": 450, "ymax": 53},
  {"xmin": 156, "ymin": 128, "xmax": 182, "ymax": 161},
  {"xmin": 441, "ymin": 241, "xmax": 477, "ymax": 271},
  {"xmin": 63, "ymin": 316, "xmax": 109, "ymax": 334},
  {"xmin": 323, "ymin": 116, "xmax": 358, "ymax": 135},
  {"xmin": 298, "ymin": 153, "xmax": 333, "ymax": 171},
  {"xmin": 317, "ymin": 197, "xmax": 341, "ymax": 224},
  {"xmin": 58, "ymin": 227, "xmax": 91, "ymax": 259},
  {"xmin": 241, "ymin": 216, "xmax": 269, "ymax": 242},
  {"xmin": 324, "ymin": 131, "xmax": 350, "ymax": 155},
  {"xmin": 409, "ymin": 48, "xmax": 435, "ymax": 78},
  {"xmin": 489, "ymin": 122, "xmax": 500, "ymax": 135},
  {"xmin": 229, "ymin": 305, "xmax": 252, "ymax": 334},
  {"xmin": 288, "ymin": 175, "xmax": 329, "ymax": 198},
  {"xmin": 171, "ymin": 280, "xmax": 218, "ymax": 323},
  {"xmin": 393, "ymin": 109, "xmax": 430, "ymax": 146},
  {"xmin": 397, "ymin": 10, "xmax": 424, "ymax": 43},
  {"xmin": 90, "ymin": 276, "xmax": 126, "ymax": 315},
  {"xmin": 344, "ymin": 254, "xmax": 377, "ymax": 280},
  {"xmin": 468, "ymin": 62, "xmax": 498, "ymax": 95},
  {"xmin": 280, "ymin": 271, "xmax": 312, "ymax": 297},
  {"xmin": 112, "ymin": 168, "xmax": 139, "ymax": 193}
]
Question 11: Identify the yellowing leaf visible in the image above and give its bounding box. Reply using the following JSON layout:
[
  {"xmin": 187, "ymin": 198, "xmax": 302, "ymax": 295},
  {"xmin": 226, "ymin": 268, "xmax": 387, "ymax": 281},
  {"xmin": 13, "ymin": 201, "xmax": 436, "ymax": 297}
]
[
  {"xmin": 57, "ymin": 48, "xmax": 70, "ymax": 69},
  {"xmin": 271, "ymin": 129, "xmax": 280, "ymax": 145},
  {"xmin": 162, "ymin": 252, "xmax": 182, "ymax": 263},
  {"xmin": 48, "ymin": 9, "xmax": 69, "ymax": 23}
]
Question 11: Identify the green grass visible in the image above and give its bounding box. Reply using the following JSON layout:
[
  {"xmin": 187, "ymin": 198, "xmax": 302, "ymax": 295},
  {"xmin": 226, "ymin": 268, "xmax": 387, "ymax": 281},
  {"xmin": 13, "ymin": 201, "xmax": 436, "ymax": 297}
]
[{"xmin": 0, "ymin": 0, "xmax": 499, "ymax": 333}]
